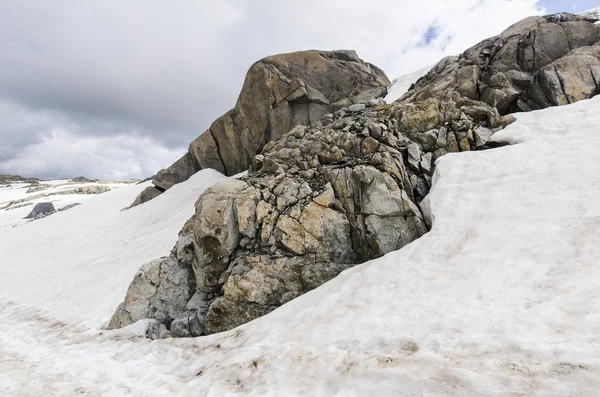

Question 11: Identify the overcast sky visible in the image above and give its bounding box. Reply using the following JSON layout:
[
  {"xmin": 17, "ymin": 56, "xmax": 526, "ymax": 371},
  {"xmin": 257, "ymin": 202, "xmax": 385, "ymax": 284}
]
[{"xmin": 0, "ymin": 0, "xmax": 593, "ymax": 180}]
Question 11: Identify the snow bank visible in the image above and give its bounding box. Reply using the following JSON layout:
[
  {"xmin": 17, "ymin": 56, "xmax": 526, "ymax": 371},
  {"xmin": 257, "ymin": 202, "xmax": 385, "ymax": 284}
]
[
  {"xmin": 3, "ymin": 97, "xmax": 600, "ymax": 395},
  {"xmin": 385, "ymin": 65, "xmax": 432, "ymax": 103}
]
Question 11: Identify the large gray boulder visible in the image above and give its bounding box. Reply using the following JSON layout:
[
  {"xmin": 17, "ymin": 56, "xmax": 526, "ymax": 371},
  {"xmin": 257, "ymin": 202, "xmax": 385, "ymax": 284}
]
[
  {"xmin": 401, "ymin": 13, "xmax": 600, "ymax": 114},
  {"xmin": 131, "ymin": 49, "xmax": 390, "ymax": 207},
  {"xmin": 24, "ymin": 202, "xmax": 56, "ymax": 219}
]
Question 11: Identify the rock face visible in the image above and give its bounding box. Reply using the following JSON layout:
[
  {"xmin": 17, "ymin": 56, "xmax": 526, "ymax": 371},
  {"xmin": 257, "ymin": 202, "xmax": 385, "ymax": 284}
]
[
  {"xmin": 24, "ymin": 202, "xmax": 56, "ymax": 219},
  {"xmin": 109, "ymin": 226, "xmax": 197, "ymax": 331},
  {"xmin": 130, "ymin": 186, "xmax": 164, "ymax": 208},
  {"xmin": 401, "ymin": 13, "xmax": 600, "ymax": 114},
  {"xmin": 527, "ymin": 46, "xmax": 600, "ymax": 107},
  {"xmin": 131, "ymin": 50, "xmax": 390, "ymax": 206}
]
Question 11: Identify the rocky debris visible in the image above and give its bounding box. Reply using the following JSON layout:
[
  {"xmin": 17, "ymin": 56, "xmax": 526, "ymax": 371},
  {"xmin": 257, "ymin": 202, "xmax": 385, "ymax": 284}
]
[
  {"xmin": 2, "ymin": 202, "xmax": 34, "ymax": 211},
  {"xmin": 136, "ymin": 175, "xmax": 155, "ymax": 185},
  {"xmin": 106, "ymin": 319, "xmax": 171, "ymax": 340},
  {"xmin": 26, "ymin": 184, "xmax": 51, "ymax": 194},
  {"xmin": 2, "ymin": 184, "xmax": 111, "ymax": 211},
  {"xmin": 56, "ymin": 185, "xmax": 111, "ymax": 195},
  {"xmin": 387, "ymin": 94, "xmax": 515, "ymax": 200},
  {"xmin": 401, "ymin": 13, "xmax": 600, "ymax": 114},
  {"xmin": 129, "ymin": 186, "xmax": 164, "ymax": 208},
  {"xmin": 70, "ymin": 176, "xmax": 98, "ymax": 183},
  {"xmin": 58, "ymin": 203, "xmax": 81, "ymax": 212},
  {"xmin": 111, "ymin": 88, "xmax": 513, "ymax": 337},
  {"xmin": 0, "ymin": 174, "xmax": 39, "ymax": 185},
  {"xmin": 131, "ymin": 49, "xmax": 390, "ymax": 207},
  {"xmin": 24, "ymin": 202, "xmax": 56, "ymax": 219},
  {"xmin": 3, "ymin": 193, "xmax": 48, "ymax": 209}
]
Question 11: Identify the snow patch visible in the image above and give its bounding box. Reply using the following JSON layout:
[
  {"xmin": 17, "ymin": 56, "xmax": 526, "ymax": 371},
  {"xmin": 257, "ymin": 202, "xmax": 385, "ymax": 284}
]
[{"xmin": 385, "ymin": 65, "xmax": 433, "ymax": 103}]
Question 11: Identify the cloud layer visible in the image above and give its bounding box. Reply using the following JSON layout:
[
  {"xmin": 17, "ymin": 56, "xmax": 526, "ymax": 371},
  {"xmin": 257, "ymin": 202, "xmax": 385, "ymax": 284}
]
[{"xmin": 0, "ymin": 0, "xmax": 546, "ymax": 180}]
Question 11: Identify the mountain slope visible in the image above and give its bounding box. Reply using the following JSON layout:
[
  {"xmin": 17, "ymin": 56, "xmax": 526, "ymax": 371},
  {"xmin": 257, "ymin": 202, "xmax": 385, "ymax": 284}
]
[{"xmin": 2, "ymin": 92, "xmax": 600, "ymax": 395}]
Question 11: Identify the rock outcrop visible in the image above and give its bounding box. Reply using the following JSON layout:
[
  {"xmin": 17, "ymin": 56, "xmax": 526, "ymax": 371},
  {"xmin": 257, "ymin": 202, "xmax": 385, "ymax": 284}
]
[
  {"xmin": 112, "ymin": 12, "xmax": 600, "ymax": 338},
  {"xmin": 131, "ymin": 50, "xmax": 390, "ymax": 207},
  {"xmin": 109, "ymin": 225, "xmax": 197, "ymax": 331},
  {"xmin": 24, "ymin": 202, "xmax": 56, "ymax": 219},
  {"xmin": 26, "ymin": 184, "xmax": 51, "ymax": 194},
  {"xmin": 111, "ymin": 90, "xmax": 510, "ymax": 336},
  {"xmin": 401, "ymin": 13, "xmax": 600, "ymax": 114},
  {"xmin": 130, "ymin": 186, "xmax": 164, "ymax": 208},
  {"xmin": 57, "ymin": 185, "xmax": 111, "ymax": 195}
]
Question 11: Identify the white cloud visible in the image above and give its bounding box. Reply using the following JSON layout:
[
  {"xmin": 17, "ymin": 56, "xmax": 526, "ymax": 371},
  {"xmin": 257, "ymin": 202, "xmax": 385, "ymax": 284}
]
[
  {"xmin": 225, "ymin": 0, "xmax": 545, "ymax": 76},
  {"xmin": 0, "ymin": 0, "xmax": 546, "ymax": 179},
  {"xmin": 0, "ymin": 128, "xmax": 184, "ymax": 181},
  {"xmin": 0, "ymin": 100, "xmax": 183, "ymax": 180}
]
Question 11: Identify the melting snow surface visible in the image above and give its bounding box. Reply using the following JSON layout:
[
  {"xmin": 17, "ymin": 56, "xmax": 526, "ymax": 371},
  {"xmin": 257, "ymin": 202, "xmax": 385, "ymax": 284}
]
[{"xmin": 2, "ymin": 97, "xmax": 600, "ymax": 395}]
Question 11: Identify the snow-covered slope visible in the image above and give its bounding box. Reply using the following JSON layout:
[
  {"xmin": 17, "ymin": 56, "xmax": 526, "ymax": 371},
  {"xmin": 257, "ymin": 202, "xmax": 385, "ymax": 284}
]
[
  {"xmin": 3, "ymin": 96, "xmax": 600, "ymax": 395},
  {"xmin": 0, "ymin": 170, "xmax": 225, "ymax": 328},
  {"xmin": 385, "ymin": 65, "xmax": 433, "ymax": 103},
  {"xmin": 580, "ymin": 6, "xmax": 600, "ymax": 21},
  {"xmin": 0, "ymin": 179, "xmax": 135, "ymax": 230}
]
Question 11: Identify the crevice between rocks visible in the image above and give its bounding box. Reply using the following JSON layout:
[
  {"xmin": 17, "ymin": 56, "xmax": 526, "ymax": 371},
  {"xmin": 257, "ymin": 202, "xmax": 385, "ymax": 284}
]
[{"xmin": 209, "ymin": 127, "xmax": 229, "ymax": 176}]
